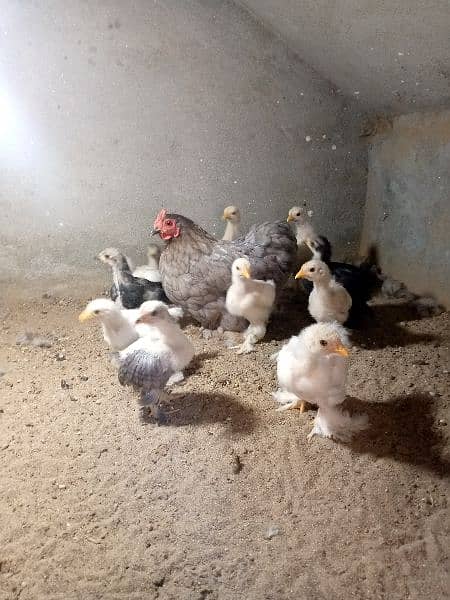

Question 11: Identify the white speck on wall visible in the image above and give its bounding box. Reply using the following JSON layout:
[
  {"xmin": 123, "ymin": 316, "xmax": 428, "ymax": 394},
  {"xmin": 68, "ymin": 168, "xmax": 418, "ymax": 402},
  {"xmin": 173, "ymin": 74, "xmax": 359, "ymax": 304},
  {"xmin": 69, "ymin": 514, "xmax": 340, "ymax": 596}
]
[
  {"xmin": 233, "ymin": 180, "xmax": 238, "ymax": 184},
  {"xmin": 353, "ymin": 91, "xmax": 360, "ymax": 95},
  {"xmin": 331, "ymin": 144, "xmax": 337, "ymax": 151},
  {"xmin": 305, "ymin": 136, "xmax": 311, "ymax": 142},
  {"xmin": 307, "ymin": 210, "xmax": 313, "ymax": 217},
  {"xmin": 398, "ymin": 52, "xmax": 404, "ymax": 56},
  {"xmin": 300, "ymin": 92, "xmax": 304, "ymax": 96},
  {"xmin": 59, "ymin": 222, "xmax": 64, "ymax": 227},
  {"xmin": 322, "ymin": 134, "xmax": 327, "ymax": 139}
]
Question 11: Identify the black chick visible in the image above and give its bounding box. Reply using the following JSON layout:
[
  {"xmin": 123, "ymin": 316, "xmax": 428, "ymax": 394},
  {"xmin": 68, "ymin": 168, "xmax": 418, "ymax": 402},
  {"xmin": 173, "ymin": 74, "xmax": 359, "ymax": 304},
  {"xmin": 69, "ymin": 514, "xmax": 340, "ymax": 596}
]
[
  {"xmin": 98, "ymin": 247, "xmax": 169, "ymax": 309},
  {"xmin": 304, "ymin": 236, "xmax": 380, "ymax": 327}
]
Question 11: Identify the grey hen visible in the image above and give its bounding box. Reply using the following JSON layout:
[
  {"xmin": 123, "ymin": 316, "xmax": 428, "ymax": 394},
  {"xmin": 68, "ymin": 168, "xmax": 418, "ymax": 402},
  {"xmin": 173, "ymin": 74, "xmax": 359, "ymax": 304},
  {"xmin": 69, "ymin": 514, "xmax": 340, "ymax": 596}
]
[{"xmin": 152, "ymin": 209, "xmax": 297, "ymax": 331}]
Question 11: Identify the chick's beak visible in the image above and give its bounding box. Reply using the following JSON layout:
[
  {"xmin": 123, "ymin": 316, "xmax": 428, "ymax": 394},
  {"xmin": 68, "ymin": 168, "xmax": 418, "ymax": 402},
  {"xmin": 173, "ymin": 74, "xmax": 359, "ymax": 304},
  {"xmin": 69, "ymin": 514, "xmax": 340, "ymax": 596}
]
[
  {"xmin": 333, "ymin": 343, "xmax": 349, "ymax": 357},
  {"xmin": 295, "ymin": 268, "xmax": 306, "ymax": 279},
  {"xmin": 78, "ymin": 310, "xmax": 93, "ymax": 322},
  {"xmin": 222, "ymin": 211, "xmax": 229, "ymax": 221},
  {"xmin": 241, "ymin": 265, "xmax": 251, "ymax": 279},
  {"xmin": 287, "ymin": 214, "xmax": 295, "ymax": 223}
]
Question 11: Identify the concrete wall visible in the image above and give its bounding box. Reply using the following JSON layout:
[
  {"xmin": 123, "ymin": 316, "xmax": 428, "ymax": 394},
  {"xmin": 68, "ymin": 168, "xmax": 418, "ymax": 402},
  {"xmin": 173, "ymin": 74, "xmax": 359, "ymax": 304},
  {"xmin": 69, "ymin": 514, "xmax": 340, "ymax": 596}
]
[
  {"xmin": 361, "ymin": 110, "xmax": 450, "ymax": 307},
  {"xmin": 0, "ymin": 0, "xmax": 367, "ymax": 296},
  {"xmin": 238, "ymin": 0, "xmax": 450, "ymax": 114}
]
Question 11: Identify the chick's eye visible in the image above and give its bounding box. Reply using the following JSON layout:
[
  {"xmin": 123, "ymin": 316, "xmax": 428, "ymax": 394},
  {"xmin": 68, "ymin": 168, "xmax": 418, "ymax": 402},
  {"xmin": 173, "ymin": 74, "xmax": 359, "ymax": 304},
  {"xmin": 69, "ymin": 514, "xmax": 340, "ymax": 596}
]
[
  {"xmin": 296, "ymin": 212, "xmax": 301, "ymax": 216},
  {"xmin": 320, "ymin": 339, "xmax": 327, "ymax": 346},
  {"xmin": 310, "ymin": 267, "xmax": 315, "ymax": 272},
  {"xmin": 93, "ymin": 310, "xmax": 99, "ymax": 315}
]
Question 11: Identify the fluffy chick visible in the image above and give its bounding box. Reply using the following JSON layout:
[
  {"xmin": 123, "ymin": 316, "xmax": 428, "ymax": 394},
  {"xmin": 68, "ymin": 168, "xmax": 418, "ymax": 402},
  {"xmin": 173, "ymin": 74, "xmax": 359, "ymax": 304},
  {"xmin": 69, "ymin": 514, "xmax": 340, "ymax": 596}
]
[
  {"xmin": 98, "ymin": 247, "xmax": 167, "ymax": 309},
  {"xmin": 78, "ymin": 298, "xmax": 183, "ymax": 352},
  {"xmin": 132, "ymin": 244, "xmax": 162, "ymax": 283},
  {"xmin": 117, "ymin": 301, "xmax": 194, "ymax": 422},
  {"xmin": 274, "ymin": 322, "xmax": 367, "ymax": 441},
  {"xmin": 226, "ymin": 257, "xmax": 276, "ymax": 353},
  {"xmin": 296, "ymin": 259, "xmax": 352, "ymax": 324},
  {"xmin": 222, "ymin": 205, "xmax": 241, "ymax": 241}
]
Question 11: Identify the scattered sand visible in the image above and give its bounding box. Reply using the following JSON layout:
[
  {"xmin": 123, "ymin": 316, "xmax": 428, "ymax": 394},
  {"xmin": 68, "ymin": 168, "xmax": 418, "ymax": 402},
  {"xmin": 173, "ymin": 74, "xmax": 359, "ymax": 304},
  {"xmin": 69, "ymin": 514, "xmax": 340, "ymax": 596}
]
[{"xmin": 0, "ymin": 293, "xmax": 449, "ymax": 600}]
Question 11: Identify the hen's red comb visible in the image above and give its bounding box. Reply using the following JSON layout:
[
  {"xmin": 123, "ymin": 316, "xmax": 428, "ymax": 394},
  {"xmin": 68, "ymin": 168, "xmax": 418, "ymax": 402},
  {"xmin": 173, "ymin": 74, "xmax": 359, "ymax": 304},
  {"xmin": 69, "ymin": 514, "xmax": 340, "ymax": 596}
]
[{"xmin": 154, "ymin": 208, "xmax": 167, "ymax": 230}]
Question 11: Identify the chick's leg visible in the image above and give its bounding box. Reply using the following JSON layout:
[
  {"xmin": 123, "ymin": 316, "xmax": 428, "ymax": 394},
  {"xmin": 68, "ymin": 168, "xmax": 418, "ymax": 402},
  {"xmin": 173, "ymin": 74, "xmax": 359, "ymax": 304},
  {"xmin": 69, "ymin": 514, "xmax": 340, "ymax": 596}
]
[
  {"xmin": 235, "ymin": 323, "xmax": 266, "ymax": 354},
  {"xmin": 139, "ymin": 390, "xmax": 168, "ymax": 425}
]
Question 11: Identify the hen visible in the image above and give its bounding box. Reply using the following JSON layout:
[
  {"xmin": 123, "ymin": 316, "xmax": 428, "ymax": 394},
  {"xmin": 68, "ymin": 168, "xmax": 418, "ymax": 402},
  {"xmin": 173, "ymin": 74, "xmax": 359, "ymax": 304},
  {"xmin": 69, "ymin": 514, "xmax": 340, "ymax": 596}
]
[{"xmin": 152, "ymin": 209, "xmax": 297, "ymax": 331}]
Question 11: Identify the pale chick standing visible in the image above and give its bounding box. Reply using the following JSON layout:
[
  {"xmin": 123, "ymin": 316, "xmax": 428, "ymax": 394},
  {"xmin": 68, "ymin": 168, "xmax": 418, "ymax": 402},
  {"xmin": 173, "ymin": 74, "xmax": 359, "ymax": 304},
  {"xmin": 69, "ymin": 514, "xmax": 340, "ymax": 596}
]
[
  {"xmin": 296, "ymin": 259, "xmax": 352, "ymax": 324},
  {"xmin": 226, "ymin": 257, "xmax": 276, "ymax": 354},
  {"xmin": 274, "ymin": 322, "xmax": 367, "ymax": 441},
  {"xmin": 132, "ymin": 244, "xmax": 162, "ymax": 282},
  {"xmin": 222, "ymin": 206, "xmax": 241, "ymax": 241},
  {"xmin": 118, "ymin": 301, "xmax": 194, "ymax": 423}
]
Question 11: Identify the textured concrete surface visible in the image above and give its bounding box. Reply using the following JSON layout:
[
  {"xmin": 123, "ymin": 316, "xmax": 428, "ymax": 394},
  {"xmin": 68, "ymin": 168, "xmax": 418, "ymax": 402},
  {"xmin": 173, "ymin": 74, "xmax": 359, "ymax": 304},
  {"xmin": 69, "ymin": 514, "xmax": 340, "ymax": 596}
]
[
  {"xmin": 238, "ymin": 0, "xmax": 450, "ymax": 114},
  {"xmin": 361, "ymin": 110, "xmax": 450, "ymax": 307},
  {"xmin": 0, "ymin": 0, "xmax": 366, "ymax": 293}
]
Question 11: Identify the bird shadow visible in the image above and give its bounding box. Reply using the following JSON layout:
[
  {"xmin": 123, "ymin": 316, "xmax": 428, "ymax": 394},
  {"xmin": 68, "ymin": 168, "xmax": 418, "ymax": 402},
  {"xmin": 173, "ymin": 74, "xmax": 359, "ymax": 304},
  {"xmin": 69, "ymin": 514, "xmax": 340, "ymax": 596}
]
[
  {"xmin": 145, "ymin": 390, "xmax": 259, "ymax": 435},
  {"xmin": 185, "ymin": 351, "xmax": 219, "ymax": 376},
  {"xmin": 344, "ymin": 393, "xmax": 449, "ymax": 477},
  {"xmin": 350, "ymin": 303, "xmax": 439, "ymax": 349}
]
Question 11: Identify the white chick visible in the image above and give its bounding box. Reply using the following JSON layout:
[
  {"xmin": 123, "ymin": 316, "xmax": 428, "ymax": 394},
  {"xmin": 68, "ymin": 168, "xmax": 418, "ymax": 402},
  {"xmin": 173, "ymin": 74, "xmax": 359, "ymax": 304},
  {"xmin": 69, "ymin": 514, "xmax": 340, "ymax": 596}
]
[
  {"xmin": 296, "ymin": 259, "xmax": 352, "ymax": 324},
  {"xmin": 226, "ymin": 257, "xmax": 276, "ymax": 354},
  {"xmin": 133, "ymin": 244, "xmax": 162, "ymax": 282},
  {"xmin": 79, "ymin": 298, "xmax": 141, "ymax": 351},
  {"xmin": 78, "ymin": 298, "xmax": 184, "ymax": 352},
  {"xmin": 118, "ymin": 301, "xmax": 195, "ymax": 422},
  {"xmin": 274, "ymin": 322, "xmax": 367, "ymax": 441},
  {"xmin": 222, "ymin": 206, "xmax": 241, "ymax": 241},
  {"xmin": 287, "ymin": 205, "xmax": 316, "ymax": 256}
]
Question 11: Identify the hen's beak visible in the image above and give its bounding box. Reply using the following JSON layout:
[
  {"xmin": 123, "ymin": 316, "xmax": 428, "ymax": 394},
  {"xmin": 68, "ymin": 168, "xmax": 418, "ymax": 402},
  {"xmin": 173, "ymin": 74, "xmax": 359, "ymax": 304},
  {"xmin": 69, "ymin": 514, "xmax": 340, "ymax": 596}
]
[
  {"xmin": 150, "ymin": 228, "xmax": 160, "ymax": 236},
  {"xmin": 241, "ymin": 265, "xmax": 251, "ymax": 279},
  {"xmin": 333, "ymin": 343, "xmax": 349, "ymax": 357},
  {"xmin": 287, "ymin": 214, "xmax": 295, "ymax": 223},
  {"xmin": 78, "ymin": 310, "xmax": 93, "ymax": 322},
  {"xmin": 295, "ymin": 268, "xmax": 306, "ymax": 279}
]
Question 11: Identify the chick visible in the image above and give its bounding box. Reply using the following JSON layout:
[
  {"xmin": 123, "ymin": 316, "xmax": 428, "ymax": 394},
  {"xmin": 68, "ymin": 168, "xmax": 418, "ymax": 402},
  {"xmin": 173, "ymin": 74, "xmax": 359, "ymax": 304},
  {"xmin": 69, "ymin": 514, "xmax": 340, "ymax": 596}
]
[
  {"xmin": 286, "ymin": 206, "xmax": 316, "ymax": 264},
  {"xmin": 132, "ymin": 244, "xmax": 162, "ymax": 283},
  {"xmin": 296, "ymin": 259, "xmax": 352, "ymax": 324},
  {"xmin": 117, "ymin": 301, "xmax": 194, "ymax": 422},
  {"xmin": 78, "ymin": 298, "xmax": 183, "ymax": 352},
  {"xmin": 225, "ymin": 257, "xmax": 276, "ymax": 353},
  {"xmin": 98, "ymin": 247, "xmax": 167, "ymax": 309},
  {"xmin": 274, "ymin": 322, "xmax": 367, "ymax": 441},
  {"xmin": 222, "ymin": 206, "xmax": 241, "ymax": 241}
]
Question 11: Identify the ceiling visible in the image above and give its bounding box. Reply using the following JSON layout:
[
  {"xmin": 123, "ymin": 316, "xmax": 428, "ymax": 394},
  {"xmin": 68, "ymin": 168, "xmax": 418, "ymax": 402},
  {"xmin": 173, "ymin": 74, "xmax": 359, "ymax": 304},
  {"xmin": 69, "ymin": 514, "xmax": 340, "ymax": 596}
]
[{"xmin": 238, "ymin": 0, "xmax": 450, "ymax": 114}]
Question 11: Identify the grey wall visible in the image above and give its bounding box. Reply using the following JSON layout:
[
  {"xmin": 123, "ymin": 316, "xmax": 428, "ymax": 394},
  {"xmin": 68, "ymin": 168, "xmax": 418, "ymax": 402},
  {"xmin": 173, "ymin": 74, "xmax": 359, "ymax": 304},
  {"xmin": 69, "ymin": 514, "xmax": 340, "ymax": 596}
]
[
  {"xmin": 0, "ymin": 0, "xmax": 367, "ymax": 295},
  {"xmin": 360, "ymin": 110, "xmax": 450, "ymax": 307},
  {"xmin": 238, "ymin": 0, "xmax": 450, "ymax": 114}
]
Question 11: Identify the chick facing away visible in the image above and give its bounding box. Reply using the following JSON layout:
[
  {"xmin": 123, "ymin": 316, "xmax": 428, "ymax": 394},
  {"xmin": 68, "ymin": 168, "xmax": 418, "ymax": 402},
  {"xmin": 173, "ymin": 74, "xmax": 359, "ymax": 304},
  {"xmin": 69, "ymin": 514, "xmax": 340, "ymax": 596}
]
[
  {"xmin": 296, "ymin": 259, "xmax": 352, "ymax": 325},
  {"xmin": 117, "ymin": 300, "xmax": 194, "ymax": 422},
  {"xmin": 225, "ymin": 257, "xmax": 276, "ymax": 354},
  {"xmin": 274, "ymin": 322, "xmax": 367, "ymax": 441}
]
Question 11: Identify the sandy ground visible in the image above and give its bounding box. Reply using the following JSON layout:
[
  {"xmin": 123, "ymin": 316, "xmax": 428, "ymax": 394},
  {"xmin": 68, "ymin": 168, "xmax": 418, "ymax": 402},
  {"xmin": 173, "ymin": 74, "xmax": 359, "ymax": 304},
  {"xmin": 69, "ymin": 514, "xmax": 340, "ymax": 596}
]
[{"xmin": 0, "ymin": 292, "xmax": 449, "ymax": 600}]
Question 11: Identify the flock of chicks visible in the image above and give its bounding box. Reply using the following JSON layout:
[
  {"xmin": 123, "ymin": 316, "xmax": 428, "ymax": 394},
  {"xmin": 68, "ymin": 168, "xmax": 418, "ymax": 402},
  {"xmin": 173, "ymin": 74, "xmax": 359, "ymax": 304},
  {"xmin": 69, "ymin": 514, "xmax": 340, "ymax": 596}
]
[{"xmin": 79, "ymin": 206, "xmax": 378, "ymax": 440}]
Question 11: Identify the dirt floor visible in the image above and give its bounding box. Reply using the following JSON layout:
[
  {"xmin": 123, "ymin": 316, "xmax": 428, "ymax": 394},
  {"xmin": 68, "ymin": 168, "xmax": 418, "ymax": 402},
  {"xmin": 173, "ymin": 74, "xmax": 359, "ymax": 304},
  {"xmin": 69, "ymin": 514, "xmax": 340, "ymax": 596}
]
[{"xmin": 0, "ymin": 291, "xmax": 449, "ymax": 600}]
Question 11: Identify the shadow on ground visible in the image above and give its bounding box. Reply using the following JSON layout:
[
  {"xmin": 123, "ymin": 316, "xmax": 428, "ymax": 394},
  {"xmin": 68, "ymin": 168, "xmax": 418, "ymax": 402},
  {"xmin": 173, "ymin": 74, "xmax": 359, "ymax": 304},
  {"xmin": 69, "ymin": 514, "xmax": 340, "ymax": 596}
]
[{"xmin": 346, "ymin": 393, "xmax": 449, "ymax": 476}]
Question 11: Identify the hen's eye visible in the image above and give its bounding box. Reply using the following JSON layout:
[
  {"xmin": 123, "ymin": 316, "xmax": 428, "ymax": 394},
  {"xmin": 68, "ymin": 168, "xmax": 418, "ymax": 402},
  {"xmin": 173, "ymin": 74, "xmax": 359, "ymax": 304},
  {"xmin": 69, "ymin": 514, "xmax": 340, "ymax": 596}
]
[
  {"xmin": 166, "ymin": 220, "xmax": 173, "ymax": 226},
  {"xmin": 319, "ymin": 339, "xmax": 327, "ymax": 346},
  {"xmin": 104, "ymin": 255, "xmax": 110, "ymax": 259},
  {"xmin": 310, "ymin": 267, "xmax": 315, "ymax": 273}
]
